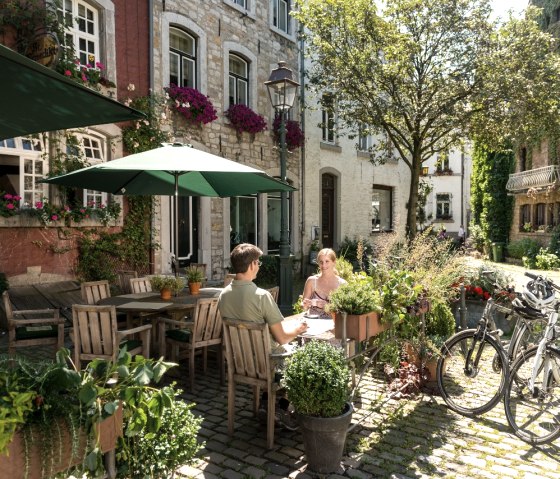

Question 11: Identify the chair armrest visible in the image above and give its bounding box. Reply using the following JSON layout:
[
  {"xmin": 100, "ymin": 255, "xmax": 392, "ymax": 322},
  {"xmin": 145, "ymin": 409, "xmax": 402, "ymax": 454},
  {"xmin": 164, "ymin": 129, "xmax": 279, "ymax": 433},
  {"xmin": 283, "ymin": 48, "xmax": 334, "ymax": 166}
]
[
  {"xmin": 156, "ymin": 317, "xmax": 193, "ymax": 329},
  {"xmin": 13, "ymin": 309, "xmax": 60, "ymax": 317},
  {"xmin": 12, "ymin": 317, "xmax": 65, "ymax": 326},
  {"xmin": 118, "ymin": 323, "xmax": 152, "ymax": 339}
]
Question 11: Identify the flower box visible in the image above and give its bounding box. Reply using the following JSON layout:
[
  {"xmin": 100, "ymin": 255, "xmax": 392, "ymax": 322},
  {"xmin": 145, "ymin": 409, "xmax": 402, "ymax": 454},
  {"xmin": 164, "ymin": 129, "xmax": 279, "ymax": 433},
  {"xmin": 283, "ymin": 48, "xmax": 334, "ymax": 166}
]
[
  {"xmin": 334, "ymin": 311, "xmax": 388, "ymax": 342},
  {"xmin": 0, "ymin": 406, "xmax": 123, "ymax": 479}
]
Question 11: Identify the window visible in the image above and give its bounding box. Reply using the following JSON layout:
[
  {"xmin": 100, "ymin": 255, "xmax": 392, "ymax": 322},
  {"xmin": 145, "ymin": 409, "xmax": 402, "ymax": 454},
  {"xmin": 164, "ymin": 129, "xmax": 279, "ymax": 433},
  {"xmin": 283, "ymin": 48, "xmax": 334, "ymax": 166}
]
[
  {"xmin": 422, "ymin": 167, "xmax": 429, "ymax": 176},
  {"xmin": 272, "ymin": 0, "xmax": 291, "ymax": 34},
  {"xmin": 229, "ymin": 54, "xmax": 248, "ymax": 106},
  {"xmin": 230, "ymin": 196, "xmax": 257, "ymax": 250},
  {"xmin": 536, "ymin": 203, "xmax": 546, "ymax": 227},
  {"xmin": 371, "ymin": 187, "xmax": 392, "ymax": 232},
  {"xmin": 321, "ymin": 94, "xmax": 336, "ymax": 143},
  {"xmin": 169, "ymin": 27, "xmax": 196, "ymax": 88},
  {"xmin": 0, "ymin": 137, "xmax": 46, "ymax": 207},
  {"xmin": 358, "ymin": 126, "xmax": 373, "ymax": 151},
  {"xmin": 436, "ymin": 152, "xmax": 450, "ymax": 172},
  {"xmin": 233, "ymin": 0, "xmax": 248, "ymax": 7},
  {"xmin": 520, "ymin": 204, "xmax": 531, "ymax": 231},
  {"xmin": 58, "ymin": 0, "xmax": 99, "ymax": 66},
  {"xmin": 267, "ymin": 189, "xmax": 292, "ymax": 254},
  {"xmin": 74, "ymin": 134, "xmax": 107, "ymax": 207},
  {"xmin": 436, "ymin": 193, "xmax": 451, "ymax": 219}
]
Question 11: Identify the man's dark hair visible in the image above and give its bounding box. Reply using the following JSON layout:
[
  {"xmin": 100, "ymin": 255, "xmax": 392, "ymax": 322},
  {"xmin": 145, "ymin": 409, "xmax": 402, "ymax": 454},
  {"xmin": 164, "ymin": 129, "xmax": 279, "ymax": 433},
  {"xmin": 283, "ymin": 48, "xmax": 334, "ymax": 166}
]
[{"xmin": 230, "ymin": 243, "xmax": 262, "ymax": 273}]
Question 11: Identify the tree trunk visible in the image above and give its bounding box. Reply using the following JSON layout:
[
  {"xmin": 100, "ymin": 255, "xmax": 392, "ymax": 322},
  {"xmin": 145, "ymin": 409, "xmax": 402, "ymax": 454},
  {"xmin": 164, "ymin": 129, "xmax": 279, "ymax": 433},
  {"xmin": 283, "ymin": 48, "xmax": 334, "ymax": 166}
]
[{"xmin": 406, "ymin": 149, "xmax": 422, "ymax": 238}]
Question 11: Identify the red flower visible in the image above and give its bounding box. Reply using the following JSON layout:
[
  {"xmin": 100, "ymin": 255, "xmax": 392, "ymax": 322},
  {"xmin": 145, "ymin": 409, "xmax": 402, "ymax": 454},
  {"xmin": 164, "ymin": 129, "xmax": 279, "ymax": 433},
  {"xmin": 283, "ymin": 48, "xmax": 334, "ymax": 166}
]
[
  {"xmin": 483, "ymin": 291, "xmax": 490, "ymax": 300},
  {"xmin": 474, "ymin": 286, "xmax": 483, "ymax": 296}
]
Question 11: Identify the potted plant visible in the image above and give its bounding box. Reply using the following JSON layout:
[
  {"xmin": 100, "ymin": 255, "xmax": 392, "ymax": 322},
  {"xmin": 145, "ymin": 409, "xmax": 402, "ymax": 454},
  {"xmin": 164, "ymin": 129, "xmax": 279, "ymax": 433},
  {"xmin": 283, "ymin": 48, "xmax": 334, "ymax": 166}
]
[
  {"xmin": 283, "ymin": 340, "xmax": 352, "ymax": 474},
  {"xmin": 0, "ymin": 348, "xmax": 176, "ymax": 479},
  {"xmin": 185, "ymin": 266, "xmax": 204, "ymax": 295},
  {"xmin": 328, "ymin": 272, "xmax": 384, "ymax": 341},
  {"xmin": 150, "ymin": 275, "xmax": 185, "ymax": 300},
  {"xmin": 309, "ymin": 240, "xmax": 320, "ymax": 264}
]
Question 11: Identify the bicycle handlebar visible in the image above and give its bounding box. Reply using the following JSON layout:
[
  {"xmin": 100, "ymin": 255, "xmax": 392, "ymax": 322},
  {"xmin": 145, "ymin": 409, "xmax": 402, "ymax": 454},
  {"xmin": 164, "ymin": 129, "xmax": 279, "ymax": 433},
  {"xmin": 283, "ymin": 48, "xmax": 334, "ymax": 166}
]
[{"xmin": 524, "ymin": 271, "xmax": 560, "ymax": 291}]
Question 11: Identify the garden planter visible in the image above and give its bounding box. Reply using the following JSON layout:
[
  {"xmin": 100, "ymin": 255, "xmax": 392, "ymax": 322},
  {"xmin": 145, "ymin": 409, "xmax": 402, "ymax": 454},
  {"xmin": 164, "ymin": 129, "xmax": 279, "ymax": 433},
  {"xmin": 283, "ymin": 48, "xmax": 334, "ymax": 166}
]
[
  {"xmin": 452, "ymin": 299, "xmax": 515, "ymax": 335},
  {"xmin": 298, "ymin": 402, "xmax": 353, "ymax": 474},
  {"xmin": 0, "ymin": 406, "xmax": 123, "ymax": 479},
  {"xmin": 334, "ymin": 311, "xmax": 388, "ymax": 342},
  {"xmin": 160, "ymin": 287, "xmax": 172, "ymax": 300},
  {"xmin": 189, "ymin": 281, "xmax": 201, "ymax": 295}
]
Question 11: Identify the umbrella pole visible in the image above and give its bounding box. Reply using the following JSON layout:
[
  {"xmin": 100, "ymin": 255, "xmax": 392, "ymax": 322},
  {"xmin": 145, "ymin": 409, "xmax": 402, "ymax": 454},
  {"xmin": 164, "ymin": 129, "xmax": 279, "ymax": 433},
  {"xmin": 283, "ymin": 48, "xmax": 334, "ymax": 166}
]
[{"xmin": 174, "ymin": 173, "xmax": 179, "ymax": 278}]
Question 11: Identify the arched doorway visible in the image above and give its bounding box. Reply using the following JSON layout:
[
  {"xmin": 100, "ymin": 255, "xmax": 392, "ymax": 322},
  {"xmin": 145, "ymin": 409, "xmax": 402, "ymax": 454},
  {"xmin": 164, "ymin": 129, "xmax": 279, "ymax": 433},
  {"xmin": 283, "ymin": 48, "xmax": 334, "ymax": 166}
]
[{"xmin": 321, "ymin": 173, "xmax": 336, "ymax": 248}]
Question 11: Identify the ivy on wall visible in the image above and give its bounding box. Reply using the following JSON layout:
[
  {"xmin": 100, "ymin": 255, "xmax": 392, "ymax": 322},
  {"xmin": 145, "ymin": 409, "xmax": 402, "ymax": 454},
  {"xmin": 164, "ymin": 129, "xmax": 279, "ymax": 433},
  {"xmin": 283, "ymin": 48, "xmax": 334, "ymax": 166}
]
[{"xmin": 471, "ymin": 143, "xmax": 515, "ymax": 244}]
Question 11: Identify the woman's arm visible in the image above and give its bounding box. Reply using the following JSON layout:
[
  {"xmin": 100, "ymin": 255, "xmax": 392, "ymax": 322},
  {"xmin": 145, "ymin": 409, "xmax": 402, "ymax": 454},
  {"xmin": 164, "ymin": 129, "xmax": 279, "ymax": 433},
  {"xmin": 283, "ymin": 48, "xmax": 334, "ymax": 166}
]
[{"xmin": 301, "ymin": 277, "xmax": 314, "ymax": 310}]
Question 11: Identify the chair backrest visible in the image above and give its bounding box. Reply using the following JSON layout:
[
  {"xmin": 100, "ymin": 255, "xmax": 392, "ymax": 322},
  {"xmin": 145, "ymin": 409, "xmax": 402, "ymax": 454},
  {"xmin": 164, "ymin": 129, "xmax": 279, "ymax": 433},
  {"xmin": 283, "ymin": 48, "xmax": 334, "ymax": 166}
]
[
  {"xmin": 117, "ymin": 270, "xmax": 138, "ymax": 294},
  {"xmin": 267, "ymin": 286, "xmax": 279, "ymax": 304},
  {"xmin": 72, "ymin": 304, "xmax": 118, "ymax": 367},
  {"xmin": 81, "ymin": 280, "xmax": 111, "ymax": 305},
  {"xmin": 130, "ymin": 277, "xmax": 153, "ymax": 294},
  {"xmin": 2, "ymin": 291, "xmax": 13, "ymax": 323},
  {"xmin": 192, "ymin": 298, "xmax": 222, "ymax": 346},
  {"xmin": 224, "ymin": 274, "xmax": 236, "ymax": 287},
  {"xmin": 222, "ymin": 319, "xmax": 273, "ymax": 384}
]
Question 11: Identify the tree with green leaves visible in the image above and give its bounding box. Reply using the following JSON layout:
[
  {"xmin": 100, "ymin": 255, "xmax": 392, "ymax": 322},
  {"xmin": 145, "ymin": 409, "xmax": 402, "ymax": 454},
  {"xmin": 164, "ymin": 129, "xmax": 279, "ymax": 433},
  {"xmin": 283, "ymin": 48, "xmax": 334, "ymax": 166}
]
[{"xmin": 294, "ymin": 0, "xmax": 560, "ymax": 236}]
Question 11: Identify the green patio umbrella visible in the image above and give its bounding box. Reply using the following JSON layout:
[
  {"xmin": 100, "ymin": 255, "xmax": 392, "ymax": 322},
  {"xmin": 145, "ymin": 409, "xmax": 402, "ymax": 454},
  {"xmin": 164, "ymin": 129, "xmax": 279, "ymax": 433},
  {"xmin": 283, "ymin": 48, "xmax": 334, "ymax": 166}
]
[
  {"xmin": 0, "ymin": 44, "xmax": 145, "ymax": 140},
  {"xmin": 42, "ymin": 143, "xmax": 295, "ymax": 265}
]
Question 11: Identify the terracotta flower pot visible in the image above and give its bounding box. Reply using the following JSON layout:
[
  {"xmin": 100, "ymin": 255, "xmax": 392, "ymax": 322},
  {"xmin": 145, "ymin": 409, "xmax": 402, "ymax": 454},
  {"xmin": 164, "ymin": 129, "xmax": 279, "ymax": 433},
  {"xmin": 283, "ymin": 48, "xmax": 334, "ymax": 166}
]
[
  {"xmin": 160, "ymin": 287, "xmax": 172, "ymax": 300},
  {"xmin": 189, "ymin": 281, "xmax": 201, "ymax": 295}
]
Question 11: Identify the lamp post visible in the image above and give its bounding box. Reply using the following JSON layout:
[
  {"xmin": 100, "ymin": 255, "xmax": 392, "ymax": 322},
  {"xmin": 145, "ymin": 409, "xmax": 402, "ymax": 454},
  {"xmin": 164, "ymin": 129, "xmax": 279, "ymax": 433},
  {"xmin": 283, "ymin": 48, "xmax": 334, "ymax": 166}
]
[{"xmin": 265, "ymin": 61, "xmax": 300, "ymax": 315}]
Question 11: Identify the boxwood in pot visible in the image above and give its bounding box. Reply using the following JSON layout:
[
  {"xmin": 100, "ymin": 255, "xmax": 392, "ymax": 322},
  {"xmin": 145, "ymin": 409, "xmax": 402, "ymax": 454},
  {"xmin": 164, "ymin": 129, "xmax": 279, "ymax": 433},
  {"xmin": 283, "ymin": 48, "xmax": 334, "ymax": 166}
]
[{"xmin": 283, "ymin": 340, "xmax": 352, "ymax": 473}]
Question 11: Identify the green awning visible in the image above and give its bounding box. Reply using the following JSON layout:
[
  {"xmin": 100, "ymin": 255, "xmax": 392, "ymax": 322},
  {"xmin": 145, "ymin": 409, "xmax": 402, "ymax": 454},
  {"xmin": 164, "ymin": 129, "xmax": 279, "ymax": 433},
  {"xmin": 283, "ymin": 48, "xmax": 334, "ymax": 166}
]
[{"xmin": 0, "ymin": 44, "xmax": 145, "ymax": 140}]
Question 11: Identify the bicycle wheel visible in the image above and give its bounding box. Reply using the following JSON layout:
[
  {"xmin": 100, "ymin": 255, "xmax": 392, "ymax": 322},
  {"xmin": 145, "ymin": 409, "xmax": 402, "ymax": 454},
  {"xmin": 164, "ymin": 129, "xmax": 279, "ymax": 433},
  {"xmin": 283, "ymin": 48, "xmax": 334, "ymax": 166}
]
[
  {"xmin": 504, "ymin": 346, "xmax": 560, "ymax": 445},
  {"xmin": 509, "ymin": 317, "xmax": 548, "ymax": 361},
  {"xmin": 437, "ymin": 329, "xmax": 508, "ymax": 416}
]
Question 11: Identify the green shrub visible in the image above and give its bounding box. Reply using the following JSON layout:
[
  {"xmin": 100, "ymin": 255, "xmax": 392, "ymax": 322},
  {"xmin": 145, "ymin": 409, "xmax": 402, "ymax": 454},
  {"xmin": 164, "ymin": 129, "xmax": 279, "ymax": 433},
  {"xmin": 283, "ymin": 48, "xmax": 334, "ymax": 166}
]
[
  {"xmin": 284, "ymin": 341, "xmax": 349, "ymax": 417},
  {"xmin": 549, "ymin": 225, "xmax": 560, "ymax": 255},
  {"xmin": 337, "ymin": 236, "xmax": 374, "ymax": 264},
  {"xmin": 335, "ymin": 256, "xmax": 354, "ymax": 282},
  {"xmin": 254, "ymin": 254, "xmax": 277, "ymax": 286},
  {"xmin": 468, "ymin": 223, "xmax": 485, "ymax": 252},
  {"xmin": 328, "ymin": 273, "xmax": 381, "ymax": 316},
  {"xmin": 534, "ymin": 248, "xmax": 560, "ymax": 270},
  {"xmin": 425, "ymin": 300, "xmax": 455, "ymax": 338},
  {"xmin": 117, "ymin": 387, "xmax": 203, "ymax": 478},
  {"xmin": 507, "ymin": 238, "xmax": 540, "ymax": 260}
]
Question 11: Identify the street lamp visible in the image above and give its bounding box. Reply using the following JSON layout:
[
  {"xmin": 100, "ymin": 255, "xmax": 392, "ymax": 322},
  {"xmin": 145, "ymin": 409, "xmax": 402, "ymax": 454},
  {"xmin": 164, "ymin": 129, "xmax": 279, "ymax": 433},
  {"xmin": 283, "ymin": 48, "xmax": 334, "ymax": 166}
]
[{"xmin": 265, "ymin": 61, "xmax": 300, "ymax": 315}]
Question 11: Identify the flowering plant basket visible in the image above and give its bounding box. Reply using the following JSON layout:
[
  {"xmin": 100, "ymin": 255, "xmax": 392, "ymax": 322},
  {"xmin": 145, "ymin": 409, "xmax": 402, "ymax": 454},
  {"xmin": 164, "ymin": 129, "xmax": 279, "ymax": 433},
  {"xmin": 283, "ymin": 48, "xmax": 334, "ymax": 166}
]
[
  {"xmin": 57, "ymin": 56, "xmax": 116, "ymax": 90},
  {"xmin": 225, "ymin": 104, "xmax": 267, "ymax": 135},
  {"xmin": 0, "ymin": 193, "xmax": 21, "ymax": 217},
  {"xmin": 166, "ymin": 85, "xmax": 218, "ymax": 126},
  {"xmin": 272, "ymin": 114, "xmax": 304, "ymax": 150}
]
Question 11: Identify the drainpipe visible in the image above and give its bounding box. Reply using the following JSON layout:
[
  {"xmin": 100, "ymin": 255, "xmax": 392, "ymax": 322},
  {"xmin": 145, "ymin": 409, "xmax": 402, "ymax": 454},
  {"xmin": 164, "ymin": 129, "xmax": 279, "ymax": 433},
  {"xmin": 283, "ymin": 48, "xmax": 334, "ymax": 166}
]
[
  {"xmin": 461, "ymin": 147, "xmax": 465, "ymax": 235},
  {"xmin": 148, "ymin": 0, "xmax": 155, "ymax": 273},
  {"xmin": 299, "ymin": 23, "xmax": 306, "ymax": 275}
]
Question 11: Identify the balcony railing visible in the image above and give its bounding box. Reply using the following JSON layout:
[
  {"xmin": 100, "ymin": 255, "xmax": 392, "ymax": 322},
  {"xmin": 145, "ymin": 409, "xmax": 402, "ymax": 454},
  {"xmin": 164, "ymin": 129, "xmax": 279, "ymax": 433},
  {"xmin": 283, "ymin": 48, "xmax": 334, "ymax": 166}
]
[{"xmin": 506, "ymin": 165, "xmax": 560, "ymax": 192}]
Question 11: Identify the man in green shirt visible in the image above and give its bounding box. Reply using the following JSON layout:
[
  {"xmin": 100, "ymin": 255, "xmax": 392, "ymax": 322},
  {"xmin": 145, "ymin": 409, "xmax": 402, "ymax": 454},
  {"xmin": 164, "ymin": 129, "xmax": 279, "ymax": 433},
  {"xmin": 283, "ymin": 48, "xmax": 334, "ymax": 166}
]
[{"xmin": 218, "ymin": 243, "xmax": 307, "ymax": 430}]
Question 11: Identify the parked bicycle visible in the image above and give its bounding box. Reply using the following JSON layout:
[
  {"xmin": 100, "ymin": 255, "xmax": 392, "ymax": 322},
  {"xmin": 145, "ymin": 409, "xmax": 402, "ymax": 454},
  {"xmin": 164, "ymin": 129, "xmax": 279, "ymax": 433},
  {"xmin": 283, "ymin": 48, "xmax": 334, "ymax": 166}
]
[
  {"xmin": 437, "ymin": 273, "xmax": 553, "ymax": 417},
  {"xmin": 503, "ymin": 272, "xmax": 560, "ymax": 445}
]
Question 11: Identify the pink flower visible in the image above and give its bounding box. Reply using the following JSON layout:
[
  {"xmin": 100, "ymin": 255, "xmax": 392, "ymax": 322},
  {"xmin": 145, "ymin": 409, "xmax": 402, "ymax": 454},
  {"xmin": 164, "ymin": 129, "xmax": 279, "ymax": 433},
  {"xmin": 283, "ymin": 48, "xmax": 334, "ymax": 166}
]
[
  {"xmin": 81, "ymin": 74, "xmax": 88, "ymax": 82},
  {"xmin": 14, "ymin": 195, "xmax": 21, "ymax": 201},
  {"xmin": 6, "ymin": 203, "xmax": 14, "ymax": 210},
  {"xmin": 51, "ymin": 214, "xmax": 58, "ymax": 221},
  {"xmin": 95, "ymin": 61, "xmax": 105, "ymax": 70},
  {"xmin": 4, "ymin": 193, "xmax": 12, "ymax": 199},
  {"xmin": 80, "ymin": 209, "xmax": 85, "ymax": 213},
  {"xmin": 35, "ymin": 201, "xmax": 43, "ymax": 209},
  {"xmin": 64, "ymin": 70, "xmax": 72, "ymax": 77}
]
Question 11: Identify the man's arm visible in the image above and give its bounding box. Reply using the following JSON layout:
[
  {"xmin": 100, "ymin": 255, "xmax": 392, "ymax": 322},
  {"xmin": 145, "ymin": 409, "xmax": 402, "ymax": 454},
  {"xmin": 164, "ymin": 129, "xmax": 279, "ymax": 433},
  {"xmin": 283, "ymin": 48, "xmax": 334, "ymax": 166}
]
[{"xmin": 269, "ymin": 320, "xmax": 308, "ymax": 345}]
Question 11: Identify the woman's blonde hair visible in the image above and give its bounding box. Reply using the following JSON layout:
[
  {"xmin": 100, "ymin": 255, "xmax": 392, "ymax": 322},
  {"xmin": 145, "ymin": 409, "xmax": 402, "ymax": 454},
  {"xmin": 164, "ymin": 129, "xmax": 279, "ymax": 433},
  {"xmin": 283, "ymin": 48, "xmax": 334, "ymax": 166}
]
[{"xmin": 317, "ymin": 248, "xmax": 339, "ymax": 276}]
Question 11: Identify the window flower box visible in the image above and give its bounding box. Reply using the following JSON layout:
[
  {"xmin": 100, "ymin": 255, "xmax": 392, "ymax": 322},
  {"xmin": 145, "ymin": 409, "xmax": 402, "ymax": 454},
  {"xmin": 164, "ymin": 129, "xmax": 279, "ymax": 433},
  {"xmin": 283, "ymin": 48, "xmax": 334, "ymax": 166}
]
[
  {"xmin": 165, "ymin": 85, "xmax": 218, "ymax": 127},
  {"xmin": 225, "ymin": 104, "xmax": 267, "ymax": 135}
]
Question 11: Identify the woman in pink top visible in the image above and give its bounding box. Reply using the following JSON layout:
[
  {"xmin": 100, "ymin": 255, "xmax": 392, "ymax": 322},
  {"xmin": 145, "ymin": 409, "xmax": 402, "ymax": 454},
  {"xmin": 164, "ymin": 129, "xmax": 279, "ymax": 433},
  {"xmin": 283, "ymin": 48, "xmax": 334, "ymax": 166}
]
[{"xmin": 301, "ymin": 248, "xmax": 346, "ymax": 318}]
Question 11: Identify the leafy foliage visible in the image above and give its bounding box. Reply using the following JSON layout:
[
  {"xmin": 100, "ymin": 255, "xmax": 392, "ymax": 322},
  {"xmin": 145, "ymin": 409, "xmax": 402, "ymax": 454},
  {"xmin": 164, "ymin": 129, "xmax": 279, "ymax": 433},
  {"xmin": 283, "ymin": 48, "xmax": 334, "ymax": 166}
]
[
  {"xmin": 150, "ymin": 275, "xmax": 185, "ymax": 293},
  {"xmin": 470, "ymin": 143, "xmax": 514, "ymax": 244},
  {"xmin": 534, "ymin": 248, "xmax": 560, "ymax": 270},
  {"xmin": 117, "ymin": 387, "xmax": 203, "ymax": 479},
  {"xmin": 328, "ymin": 273, "xmax": 381, "ymax": 316},
  {"xmin": 272, "ymin": 114, "xmax": 305, "ymax": 150},
  {"xmin": 507, "ymin": 238, "xmax": 541, "ymax": 259},
  {"xmin": 283, "ymin": 341, "xmax": 350, "ymax": 417},
  {"xmin": 293, "ymin": 0, "xmax": 560, "ymax": 235}
]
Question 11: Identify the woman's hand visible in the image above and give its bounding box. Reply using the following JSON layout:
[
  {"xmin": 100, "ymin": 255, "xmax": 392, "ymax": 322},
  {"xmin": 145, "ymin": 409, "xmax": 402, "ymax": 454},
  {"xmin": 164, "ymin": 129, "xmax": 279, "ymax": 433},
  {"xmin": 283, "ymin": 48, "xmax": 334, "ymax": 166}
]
[{"xmin": 302, "ymin": 298, "xmax": 312, "ymax": 309}]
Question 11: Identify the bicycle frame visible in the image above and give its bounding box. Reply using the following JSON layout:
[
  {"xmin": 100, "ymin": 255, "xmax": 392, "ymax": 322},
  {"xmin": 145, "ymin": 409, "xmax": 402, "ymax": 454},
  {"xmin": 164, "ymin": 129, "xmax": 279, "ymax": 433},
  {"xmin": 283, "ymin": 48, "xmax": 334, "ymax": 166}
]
[{"xmin": 529, "ymin": 308, "xmax": 559, "ymax": 396}]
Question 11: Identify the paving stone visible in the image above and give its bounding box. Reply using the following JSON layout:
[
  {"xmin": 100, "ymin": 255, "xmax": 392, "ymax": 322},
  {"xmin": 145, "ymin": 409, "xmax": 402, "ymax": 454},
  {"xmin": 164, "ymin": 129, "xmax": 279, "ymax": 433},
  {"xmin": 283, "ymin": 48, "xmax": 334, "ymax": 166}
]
[{"xmin": 241, "ymin": 465, "xmax": 267, "ymax": 478}]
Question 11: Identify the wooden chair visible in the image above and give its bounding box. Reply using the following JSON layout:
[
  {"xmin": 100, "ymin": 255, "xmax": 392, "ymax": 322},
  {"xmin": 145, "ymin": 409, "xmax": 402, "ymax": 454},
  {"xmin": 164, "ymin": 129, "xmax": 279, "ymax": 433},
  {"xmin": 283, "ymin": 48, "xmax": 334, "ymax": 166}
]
[
  {"xmin": 117, "ymin": 270, "xmax": 138, "ymax": 294},
  {"xmin": 224, "ymin": 274, "xmax": 236, "ymax": 287},
  {"xmin": 72, "ymin": 304, "xmax": 151, "ymax": 369},
  {"xmin": 130, "ymin": 277, "xmax": 153, "ymax": 294},
  {"xmin": 267, "ymin": 286, "xmax": 279, "ymax": 304},
  {"xmin": 157, "ymin": 298, "xmax": 224, "ymax": 389},
  {"xmin": 81, "ymin": 280, "xmax": 111, "ymax": 305},
  {"xmin": 2, "ymin": 291, "xmax": 65, "ymax": 357},
  {"xmin": 222, "ymin": 318, "xmax": 281, "ymax": 449}
]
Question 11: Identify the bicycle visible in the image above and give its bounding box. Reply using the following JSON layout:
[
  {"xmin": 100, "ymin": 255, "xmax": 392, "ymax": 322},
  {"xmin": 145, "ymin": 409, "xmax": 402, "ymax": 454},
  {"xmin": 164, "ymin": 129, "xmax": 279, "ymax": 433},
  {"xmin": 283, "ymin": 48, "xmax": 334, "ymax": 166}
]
[
  {"xmin": 436, "ymin": 273, "xmax": 551, "ymax": 417},
  {"xmin": 503, "ymin": 273, "xmax": 560, "ymax": 445}
]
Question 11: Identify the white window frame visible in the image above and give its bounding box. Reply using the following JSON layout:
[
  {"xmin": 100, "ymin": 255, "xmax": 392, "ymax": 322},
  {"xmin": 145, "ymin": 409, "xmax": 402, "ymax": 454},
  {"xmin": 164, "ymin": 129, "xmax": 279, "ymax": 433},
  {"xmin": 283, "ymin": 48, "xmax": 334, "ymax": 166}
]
[
  {"xmin": 371, "ymin": 186, "xmax": 393, "ymax": 232},
  {"xmin": 358, "ymin": 126, "xmax": 374, "ymax": 151},
  {"xmin": 229, "ymin": 54, "xmax": 249, "ymax": 107},
  {"xmin": 58, "ymin": 0, "xmax": 100, "ymax": 67},
  {"xmin": 436, "ymin": 193, "xmax": 451, "ymax": 218},
  {"xmin": 321, "ymin": 95, "xmax": 336, "ymax": 144},
  {"xmin": 169, "ymin": 27, "xmax": 197, "ymax": 88},
  {"xmin": 271, "ymin": 0, "xmax": 291, "ymax": 35},
  {"xmin": 0, "ymin": 137, "xmax": 47, "ymax": 208}
]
